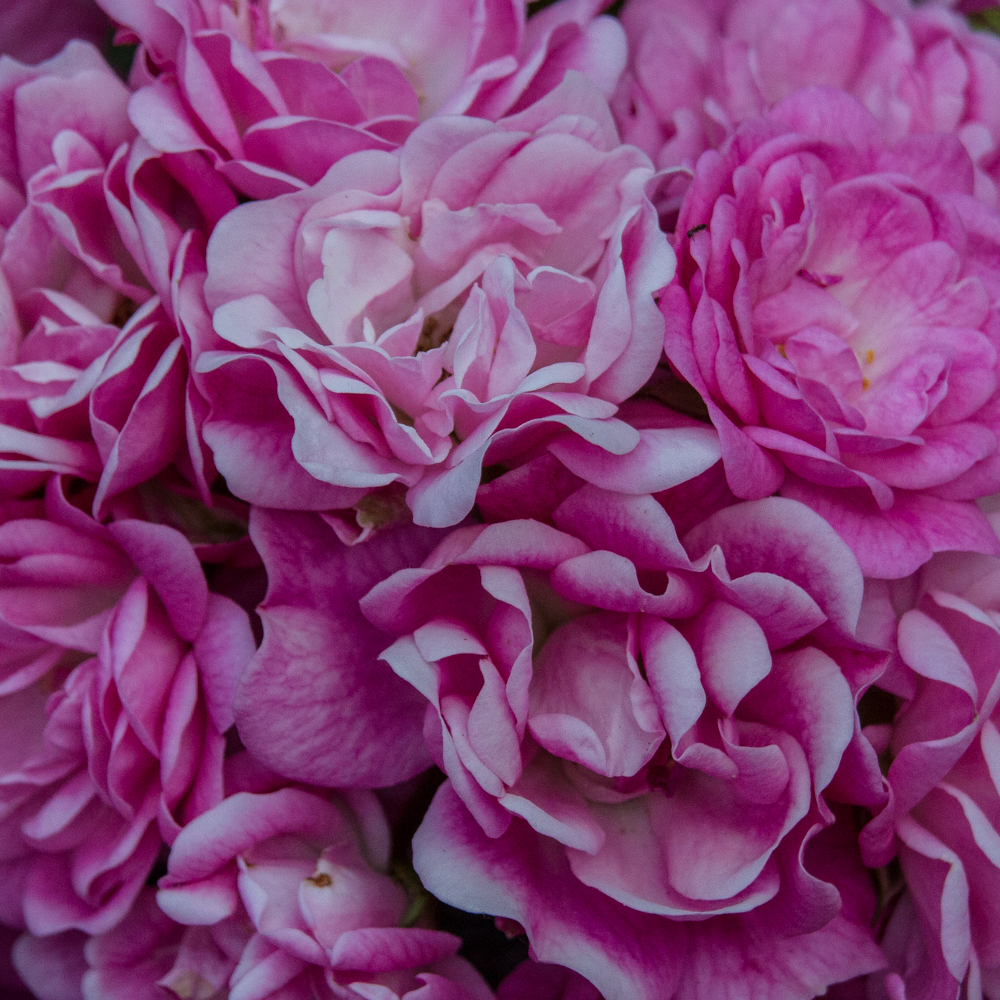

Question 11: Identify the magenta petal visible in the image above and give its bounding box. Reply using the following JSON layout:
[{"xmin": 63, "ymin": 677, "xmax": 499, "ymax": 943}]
[
  {"xmin": 640, "ymin": 616, "xmax": 705, "ymax": 745},
  {"xmin": 529, "ymin": 612, "xmax": 664, "ymax": 778},
  {"xmin": 687, "ymin": 601, "xmax": 772, "ymax": 717},
  {"xmin": 107, "ymin": 521, "xmax": 207, "ymax": 643},
  {"xmin": 228, "ymin": 933, "xmax": 308, "ymax": 1000},
  {"xmin": 413, "ymin": 521, "xmax": 587, "ymax": 576},
  {"xmin": 782, "ymin": 478, "xmax": 1000, "ymax": 579},
  {"xmin": 414, "ymin": 783, "xmax": 885, "ymax": 1000},
  {"xmin": 192, "ymin": 593, "xmax": 256, "ymax": 736},
  {"xmin": 164, "ymin": 789, "xmax": 343, "ymax": 886},
  {"xmin": 11, "ymin": 930, "xmax": 87, "ymax": 1000},
  {"xmin": 156, "ymin": 867, "xmax": 239, "ymax": 927},
  {"xmin": 415, "ymin": 783, "xmax": 680, "ymax": 1000},
  {"xmin": 328, "ymin": 927, "xmax": 460, "ymax": 973},
  {"xmin": 14, "ymin": 60, "xmax": 131, "ymax": 182},
  {"xmin": 552, "ymin": 485, "xmax": 688, "ymax": 568},
  {"xmin": 90, "ymin": 327, "xmax": 190, "ymax": 518},
  {"xmin": 233, "ymin": 509, "xmax": 441, "ymax": 787},
  {"xmin": 547, "ymin": 424, "xmax": 718, "ymax": 494},
  {"xmin": 683, "ymin": 497, "xmax": 864, "ymax": 636},
  {"xmin": 242, "ymin": 117, "xmax": 394, "ymax": 186},
  {"xmin": 848, "ymin": 423, "xmax": 998, "ymax": 491},
  {"xmin": 743, "ymin": 648, "xmax": 855, "ymax": 793},
  {"xmin": 23, "ymin": 822, "xmax": 159, "ymax": 935},
  {"xmin": 197, "ymin": 354, "xmax": 369, "ymax": 510}
]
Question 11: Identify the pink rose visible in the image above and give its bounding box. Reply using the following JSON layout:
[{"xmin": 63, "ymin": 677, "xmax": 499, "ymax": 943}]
[
  {"xmin": 12, "ymin": 888, "xmax": 245, "ymax": 1000},
  {"xmin": 257, "ymin": 0, "xmax": 625, "ymax": 119},
  {"xmin": 354, "ymin": 476, "xmax": 888, "ymax": 999},
  {"xmin": 0, "ymin": 218, "xmax": 226, "ymax": 519},
  {"xmin": 661, "ymin": 87, "xmax": 1000, "ymax": 578},
  {"xmin": 28, "ymin": 239, "xmax": 230, "ymax": 518},
  {"xmin": 99, "ymin": 0, "xmax": 624, "ymax": 132},
  {"xmin": 197, "ymin": 77, "xmax": 675, "ymax": 526},
  {"xmin": 230, "ymin": 403, "xmax": 722, "ymax": 791},
  {"xmin": 0, "ymin": 477, "xmax": 255, "ymax": 936},
  {"xmin": 104, "ymin": 0, "xmax": 423, "ymax": 201},
  {"xmin": 859, "ymin": 544, "xmax": 1000, "ymax": 999},
  {"xmin": 158, "ymin": 787, "xmax": 494, "ymax": 1000},
  {"xmin": 0, "ymin": 254, "xmax": 229, "ymax": 518},
  {"xmin": 0, "ymin": 41, "xmax": 140, "ymax": 316},
  {"xmin": 0, "ymin": 41, "xmax": 231, "ymax": 512},
  {"xmin": 612, "ymin": 0, "xmax": 1000, "ymax": 203}
]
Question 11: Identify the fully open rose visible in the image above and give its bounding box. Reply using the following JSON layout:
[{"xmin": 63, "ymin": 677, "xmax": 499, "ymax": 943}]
[
  {"xmin": 157, "ymin": 786, "xmax": 495, "ymax": 1000},
  {"xmin": 358, "ymin": 484, "xmax": 887, "ymax": 1000},
  {"xmin": 0, "ymin": 39, "xmax": 236, "ymax": 513},
  {"xmin": 228, "ymin": 402, "xmax": 722, "ymax": 791},
  {"xmin": 0, "ymin": 478, "xmax": 254, "ymax": 938},
  {"xmin": 197, "ymin": 77, "xmax": 674, "ymax": 526},
  {"xmin": 661, "ymin": 86, "xmax": 1000, "ymax": 577},
  {"xmin": 612, "ymin": 0, "xmax": 1000, "ymax": 204}
]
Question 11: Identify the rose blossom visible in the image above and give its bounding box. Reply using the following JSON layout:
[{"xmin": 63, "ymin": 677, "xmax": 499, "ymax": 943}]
[
  {"xmin": 230, "ymin": 401, "xmax": 722, "ymax": 790},
  {"xmin": 661, "ymin": 87, "xmax": 1000, "ymax": 578},
  {"xmin": 0, "ymin": 38, "xmax": 238, "ymax": 513},
  {"xmin": 348, "ymin": 476, "xmax": 888, "ymax": 999},
  {"xmin": 28, "ymin": 231, "xmax": 232, "ymax": 519},
  {"xmin": 196, "ymin": 77, "xmax": 675, "ymax": 526},
  {"xmin": 0, "ymin": 39, "xmax": 142, "ymax": 500},
  {"xmin": 0, "ymin": 41, "xmax": 141, "ymax": 318},
  {"xmin": 100, "ymin": 0, "xmax": 423, "ymax": 202},
  {"xmin": 157, "ymin": 786, "xmax": 495, "ymax": 1000},
  {"xmin": 856, "ymin": 544, "xmax": 1000, "ymax": 999},
  {"xmin": 0, "ymin": 477, "xmax": 255, "ymax": 937},
  {"xmin": 0, "ymin": 289, "xmax": 114, "ymax": 501},
  {"xmin": 11, "ymin": 888, "xmax": 246, "ymax": 1000},
  {"xmin": 612, "ymin": 0, "xmax": 1000, "ymax": 203},
  {"xmin": 99, "ymin": 0, "xmax": 625, "ymax": 137},
  {"xmin": 10, "ymin": 752, "xmax": 300, "ymax": 1000}
]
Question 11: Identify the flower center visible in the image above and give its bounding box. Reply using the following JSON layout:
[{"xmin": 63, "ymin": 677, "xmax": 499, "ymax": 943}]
[{"xmin": 416, "ymin": 300, "xmax": 462, "ymax": 354}]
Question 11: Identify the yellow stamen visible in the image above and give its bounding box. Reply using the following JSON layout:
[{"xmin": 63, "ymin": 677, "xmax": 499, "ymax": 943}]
[
  {"xmin": 865, "ymin": 349, "xmax": 874, "ymax": 364},
  {"xmin": 862, "ymin": 377, "xmax": 871, "ymax": 390},
  {"xmin": 777, "ymin": 344, "xmax": 787, "ymax": 359}
]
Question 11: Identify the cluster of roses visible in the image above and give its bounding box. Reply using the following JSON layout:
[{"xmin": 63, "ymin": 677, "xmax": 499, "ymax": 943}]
[{"xmin": 2, "ymin": 0, "xmax": 1000, "ymax": 998}]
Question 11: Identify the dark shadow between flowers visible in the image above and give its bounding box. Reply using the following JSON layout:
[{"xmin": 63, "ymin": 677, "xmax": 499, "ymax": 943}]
[{"xmin": 385, "ymin": 766, "xmax": 531, "ymax": 988}]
